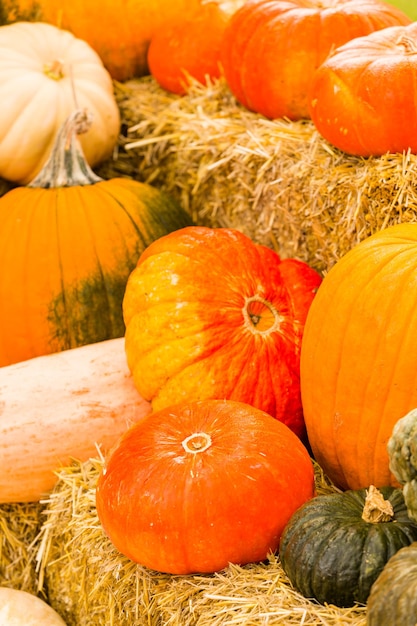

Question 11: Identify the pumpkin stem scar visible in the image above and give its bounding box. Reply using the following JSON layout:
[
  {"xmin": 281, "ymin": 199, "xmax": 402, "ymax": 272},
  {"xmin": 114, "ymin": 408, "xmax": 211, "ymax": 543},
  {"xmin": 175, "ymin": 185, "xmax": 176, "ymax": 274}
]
[
  {"xmin": 362, "ymin": 485, "xmax": 395, "ymax": 523},
  {"xmin": 242, "ymin": 294, "xmax": 282, "ymax": 335},
  {"xmin": 182, "ymin": 432, "xmax": 212, "ymax": 454},
  {"xmin": 44, "ymin": 58, "xmax": 65, "ymax": 80}
]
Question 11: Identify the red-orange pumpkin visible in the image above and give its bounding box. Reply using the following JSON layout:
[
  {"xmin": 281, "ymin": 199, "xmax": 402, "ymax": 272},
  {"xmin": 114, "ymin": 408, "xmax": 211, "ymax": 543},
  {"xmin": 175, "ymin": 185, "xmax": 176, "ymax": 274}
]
[
  {"xmin": 309, "ymin": 22, "xmax": 417, "ymax": 156},
  {"xmin": 300, "ymin": 223, "xmax": 417, "ymax": 490},
  {"xmin": 95, "ymin": 399, "xmax": 315, "ymax": 575},
  {"xmin": 220, "ymin": 0, "xmax": 411, "ymax": 120},
  {"xmin": 147, "ymin": 2, "xmax": 231, "ymax": 95},
  {"xmin": 123, "ymin": 226, "xmax": 322, "ymax": 440}
]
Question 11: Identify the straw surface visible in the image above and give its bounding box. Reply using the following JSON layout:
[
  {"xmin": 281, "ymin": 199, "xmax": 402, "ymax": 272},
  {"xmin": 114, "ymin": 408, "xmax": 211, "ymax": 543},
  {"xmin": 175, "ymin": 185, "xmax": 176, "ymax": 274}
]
[
  {"xmin": 0, "ymin": 501, "xmax": 43, "ymax": 595},
  {"xmin": 97, "ymin": 76, "xmax": 417, "ymax": 274},
  {"xmin": 34, "ymin": 458, "xmax": 367, "ymax": 626}
]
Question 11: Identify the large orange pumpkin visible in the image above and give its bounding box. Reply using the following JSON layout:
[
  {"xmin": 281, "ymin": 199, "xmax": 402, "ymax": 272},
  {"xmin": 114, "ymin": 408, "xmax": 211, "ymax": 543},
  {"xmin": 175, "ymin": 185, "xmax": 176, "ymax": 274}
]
[
  {"xmin": 300, "ymin": 224, "xmax": 417, "ymax": 491},
  {"xmin": 1, "ymin": 0, "xmax": 203, "ymax": 81},
  {"xmin": 309, "ymin": 22, "xmax": 417, "ymax": 156},
  {"xmin": 220, "ymin": 0, "xmax": 411, "ymax": 120},
  {"xmin": 96, "ymin": 399, "xmax": 315, "ymax": 575},
  {"xmin": 0, "ymin": 110, "xmax": 194, "ymax": 366},
  {"xmin": 123, "ymin": 225, "xmax": 322, "ymax": 439}
]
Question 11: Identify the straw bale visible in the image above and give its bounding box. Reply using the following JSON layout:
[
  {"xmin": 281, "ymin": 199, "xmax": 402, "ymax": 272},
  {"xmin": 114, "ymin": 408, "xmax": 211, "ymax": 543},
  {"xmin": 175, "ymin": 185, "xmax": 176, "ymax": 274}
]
[
  {"xmin": 96, "ymin": 76, "xmax": 417, "ymax": 274},
  {"xmin": 35, "ymin": 457, "xmax": 367, "ymax": 626},
  {"xmin": 0, "ymin": 501, "xmax": 44, "ymax": 594}
]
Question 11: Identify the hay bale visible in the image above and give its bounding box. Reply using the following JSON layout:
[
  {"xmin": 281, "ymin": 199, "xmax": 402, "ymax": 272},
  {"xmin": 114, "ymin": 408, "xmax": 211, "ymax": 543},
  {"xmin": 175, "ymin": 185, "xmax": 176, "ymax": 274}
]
[
  {"xmin": 0, "ymin": 501, "xmax": 44, "ymax": 594},
  {"xmin": 96, "ymin": 76, "xmax": 417, "ymax": 274},
  {"xmin": 36, "ymin": 458, "xmax": 367, "ymax": 626}
]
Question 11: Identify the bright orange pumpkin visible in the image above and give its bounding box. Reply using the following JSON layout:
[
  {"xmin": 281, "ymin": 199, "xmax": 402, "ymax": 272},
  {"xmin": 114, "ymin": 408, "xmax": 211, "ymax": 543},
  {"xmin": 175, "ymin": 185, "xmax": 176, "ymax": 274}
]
[
  {"xmin": 0, "ymin": 110, "xmax": 193, "ymax": 366},
  {"xmin": 220, "ymin": 0, "xmax": 411, "ymax": 120},
  {"xmin": 123, "ymin": 225, "xmax": 322, "ymax": 440},
  {"xmin": 147, "ymin": 2, "xmax": 231, "ymax": 95},
  {"xmin": 309, "ymin": 22, "xmax": 417, "ymax": 156},
  {"xmin": 1, "ymin": 0, "xmax": 203, "ymax": 81},
  {"xmin": 96, "ymin": 399, "xmax": 315, "ymax": 574},
  {"xmin": 300, "ymin": 223, "xmax": 417, "ymax": 491}
]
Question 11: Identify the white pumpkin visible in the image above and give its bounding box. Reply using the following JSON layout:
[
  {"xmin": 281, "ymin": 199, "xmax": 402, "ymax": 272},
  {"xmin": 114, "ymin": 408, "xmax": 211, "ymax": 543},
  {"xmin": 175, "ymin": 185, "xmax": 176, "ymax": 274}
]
[
  {"xmin": 0, "ymin": 21, "xmax": 120, "ymax": 184},
  {"xmin": 0, "ymin": 588, "xmax": 67, "ymax": 625}
]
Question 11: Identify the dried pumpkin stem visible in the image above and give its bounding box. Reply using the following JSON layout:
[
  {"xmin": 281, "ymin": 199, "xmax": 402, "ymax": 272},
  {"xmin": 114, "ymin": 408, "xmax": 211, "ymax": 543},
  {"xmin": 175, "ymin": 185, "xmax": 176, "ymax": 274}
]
[
  {"xmin": 362, "ymin": 485, "xmax": 395, "ymax": 523},
  {"xmin": 397, "ymin": 34, "xmax": 417, "ymax": 54},
  {"xmin": 28, "ymin": 109, "xmax": 103, "ymax": 189}
]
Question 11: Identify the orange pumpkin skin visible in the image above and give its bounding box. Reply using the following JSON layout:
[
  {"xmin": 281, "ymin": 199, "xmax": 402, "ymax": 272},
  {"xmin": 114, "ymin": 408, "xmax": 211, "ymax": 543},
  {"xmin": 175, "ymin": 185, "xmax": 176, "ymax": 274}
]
[
  {"xmin": 300, "ymin": 224, "xmax": 417, "ymax": 491},
  {"xmin": 147, "ymin": 2, "xmax": 230, "ymax": 95},
  {"xmin": 0, "ymin": 109, "xmax": 194, "ymax": 367},
  {"xmin": 123, "ymin": 226, "xmax": 322, "ymax": 439},
  {"xmin": 220, "ymin": 0, "xmax": 411, "ymax": 120},
  {"xmin": 96, "ymin": 399, "xmax": 315, "ymax": 575},
  {"xmin": 3, "ymin": 0, "xmax": 202, "ymax": 81},
  {"xmin": 309, "ymin": 23, "xmax": 417, "ymax": 156},
  {"xmin": 0, "ymin": 181, "xmax": 193, "ymax": 367}
]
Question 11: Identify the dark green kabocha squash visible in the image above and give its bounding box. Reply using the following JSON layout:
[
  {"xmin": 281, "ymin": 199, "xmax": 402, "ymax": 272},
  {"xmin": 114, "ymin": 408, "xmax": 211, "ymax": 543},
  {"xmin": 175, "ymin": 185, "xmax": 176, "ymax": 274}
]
[
  {"xmin": 279, "ymin": 485, "xmax": 417, "ymax": 607},
  {"xmin": 388, "ymin": 407, "xmax": 417, "ymax": 523},
  {"xmin": 367, "ymin": 541, "xmax": 417, "ymax": 626}
]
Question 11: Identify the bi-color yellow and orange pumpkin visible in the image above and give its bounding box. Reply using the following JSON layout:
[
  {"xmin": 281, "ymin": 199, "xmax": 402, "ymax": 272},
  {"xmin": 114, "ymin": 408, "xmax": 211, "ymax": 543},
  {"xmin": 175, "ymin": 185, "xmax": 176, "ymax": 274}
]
[
  {"xmin": 300, "ymin": 223, "xmax": 417, "ymax": 490},
  {"xmin": 309, "ymin": 22, "xmax": 417, "ymax": 156},
  {"xmin": 0, "ymin": 110, "xmax": 193, "ymax": 367},
  {"xmin": 220, "ymin": 0, "xmax": 411, "ymax": 120},
  {"xmin": 0, "ymin": 0, "xmax": 203, "ymax": 81},
  {"xmin": 96, "ymin": 399, "xmax": 315, "ymax": 574},
  {"xmin": 123, "ymin": 225, "xmax": 322, "ymax": 439}
]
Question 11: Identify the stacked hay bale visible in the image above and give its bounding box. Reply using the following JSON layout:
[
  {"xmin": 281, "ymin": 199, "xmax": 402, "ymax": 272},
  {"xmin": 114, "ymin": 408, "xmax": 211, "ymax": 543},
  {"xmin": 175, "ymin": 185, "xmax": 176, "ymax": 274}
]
[{"xmin": 97, "ymin": 76, "xmax": 417, "ymax": 274}]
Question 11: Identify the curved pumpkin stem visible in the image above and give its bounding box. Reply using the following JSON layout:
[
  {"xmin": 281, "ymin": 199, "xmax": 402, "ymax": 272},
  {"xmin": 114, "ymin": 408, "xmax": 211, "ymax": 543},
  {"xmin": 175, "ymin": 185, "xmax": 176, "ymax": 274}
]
[
  {"xmin": 28, "ymin": 109, "xmax": 103, "ymax": 189},
  {"xmin": 362, "ymin": 485, "xmax": 395, "ymax": 523}
]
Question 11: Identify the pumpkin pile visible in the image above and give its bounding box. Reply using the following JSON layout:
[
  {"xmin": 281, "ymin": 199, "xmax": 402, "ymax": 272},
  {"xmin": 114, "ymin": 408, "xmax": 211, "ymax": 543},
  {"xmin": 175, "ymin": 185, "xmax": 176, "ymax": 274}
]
[
  {"xmin": 220, "ymin": 0, "xmax": 411, "ymax": 121},
  {"xmin": 1, "ymin": 1, "xmax": 417, "ymax": 625},
  {"xmin": 0, "ymin": 21, "xmax": 193, "ymax": 366}
]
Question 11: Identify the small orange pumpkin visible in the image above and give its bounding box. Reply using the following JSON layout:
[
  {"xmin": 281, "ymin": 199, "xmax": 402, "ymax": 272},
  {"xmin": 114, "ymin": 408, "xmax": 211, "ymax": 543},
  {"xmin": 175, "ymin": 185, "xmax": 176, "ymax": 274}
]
[
  {"xmin": 123, "ymin": 225, "xmax": 322, "ymax": 440},
  {"xmin": 220, "ymin": 0, "xmax": 411, "ymax": 120},
  {"xmin": 96, "ymin": 399, "xmax": 315, "ymax": 575},
  {"xmin": 309, "ymin": 22, "xmax": 417, "ymax": 156},
  {"xmin": 147, "ymin": 2, "xmax": 231, "ymax": 95},
  {"xmin": 300, "ymin": 223, "xmax": 417, "ymax": 490}
]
